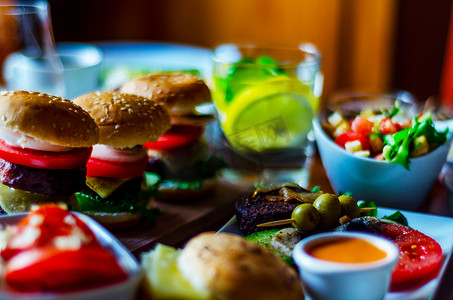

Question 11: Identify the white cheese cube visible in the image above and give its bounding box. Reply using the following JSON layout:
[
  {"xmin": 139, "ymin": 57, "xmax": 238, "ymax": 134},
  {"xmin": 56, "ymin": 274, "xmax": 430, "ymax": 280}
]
[
  {"xmin": 328, "ymin": 112, "xmax": 346, "ymax": 127},
  {"xmin": 353, "ymin": 150, "xmax": 371, "ymax": 157},
  {"xmin": 345, "ymin": 140, "xmax": 363, "ymax": 153},
  {"xmin": 333, "ymin": 120, "xmax": 351, "ymax": 138}
]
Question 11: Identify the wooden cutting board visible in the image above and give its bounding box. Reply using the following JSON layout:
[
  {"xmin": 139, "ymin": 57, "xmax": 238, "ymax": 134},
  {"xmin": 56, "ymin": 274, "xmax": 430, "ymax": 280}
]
[{"xmin": 113, "ymin": 180, "xmax": 250, "ymax": 257}]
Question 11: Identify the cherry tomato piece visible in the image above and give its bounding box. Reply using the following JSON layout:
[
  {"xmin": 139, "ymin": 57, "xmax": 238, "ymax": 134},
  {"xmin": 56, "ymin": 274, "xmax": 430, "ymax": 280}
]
[
  {"xmin": 382, "ymin": 223, "xmax": 443, "ymax": 285},
  {"xmin": 335, "ymin": 131, "xmax": 370, "ymax": 150},
  {"xmin": 0, "ymin": 139, "xmax": 92, "ymax": 170},
  {"xmin": 379, "ymin": 118, "xmax": 402, "ymax": 135},
  {"xmin": 5, "ymin": 246, "xmax": 127, "ymax": 292},
  {"xmin": 86, "ymin": 156, "xmax": 148, "ymax": 179},
  {"xmin": 351, "ymin": 116, "xmax": 374, "ymax": 135},
  {"xmin": 144, "ymin": 124, "xmax": 204, "ymax": 151}
]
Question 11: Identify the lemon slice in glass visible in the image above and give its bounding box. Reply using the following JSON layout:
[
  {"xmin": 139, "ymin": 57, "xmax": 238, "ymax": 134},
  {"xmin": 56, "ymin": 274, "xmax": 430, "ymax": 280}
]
[{"xmin": 221, "ymin": 76, "xmax": 316, "ymax": 153}]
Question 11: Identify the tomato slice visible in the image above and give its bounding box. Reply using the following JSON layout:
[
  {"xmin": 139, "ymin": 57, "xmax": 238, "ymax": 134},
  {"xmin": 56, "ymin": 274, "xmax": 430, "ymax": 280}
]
[
  {"xmin": 86, "ymin": 156, "xmax": 147, "ymax": 179},
  {"xmin": 335, "ymin": 131, "xmax": 370, "ymax": 150},
  {"xmin": 382, "ymin": 223, "xmax": 443, "ymax": 285},
  {"xmin": 0, "ymin": 139, "xmax": 92, "ymax": 170},
  {"xmin": 5, "ymin": 246, "xmax": 127, "ymax": 292},
  {"xmin": 144, "ymin": 124, "xmax": 204, "ymax": 151},
  {"xmin": 351, "ymin": 116, "xmax": 374, "ymax": 135}
]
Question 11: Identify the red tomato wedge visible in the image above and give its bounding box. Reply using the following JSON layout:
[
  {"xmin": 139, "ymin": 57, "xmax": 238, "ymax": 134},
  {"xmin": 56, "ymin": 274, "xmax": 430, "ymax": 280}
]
[
  {"xmin": 86, "ymin": 156, "xmax": 148, "ymax": 179},
  {"xmin": 144, "ymin": 124, "xmax": 204, "ymax": 151},
  {"xmin": 382, "ymin": 223, "xmax": 443, "ymax": 285},
  {"xmin": 0, "ymin": 139, "xmax": 92, "ymax": 170},
  {"xmin": 4, "ymin": 246, "xmax": 128, "ymax": 292},
  {"xmin": 335, "ymin": 131, "xmax": 370, "ymax": 150}
]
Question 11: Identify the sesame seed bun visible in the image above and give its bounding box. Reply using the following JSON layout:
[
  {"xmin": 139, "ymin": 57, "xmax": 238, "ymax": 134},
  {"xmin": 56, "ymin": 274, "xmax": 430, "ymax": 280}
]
[
  {"xmin": 0, "ymin": 91, "xmax": 99, "ymax": 147},
  {"xmin": 119, "ymin": 73, "xmax": 211, "ymax": 117},
  {"xmin": 176, "ymin": 232, "xmax": 304, "ymax": 300},
  {"xmin": 74, "ymin": 92, "xmax": 171, "ymax": 149}
]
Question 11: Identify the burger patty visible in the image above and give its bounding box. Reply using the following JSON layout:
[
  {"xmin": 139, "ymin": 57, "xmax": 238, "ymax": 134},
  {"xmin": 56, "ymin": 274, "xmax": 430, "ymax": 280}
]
[
  {"xmin": 235, "ymin": 185, "xmax": 312, "ymax": 235},
  {"xmin": 0, "ymin": 159, "xmax": 86, "ymax": 195}
]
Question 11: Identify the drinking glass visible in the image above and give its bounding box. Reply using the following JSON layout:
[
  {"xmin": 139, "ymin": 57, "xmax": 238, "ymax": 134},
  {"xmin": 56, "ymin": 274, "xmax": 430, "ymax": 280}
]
[
  {"xmin": 212, "ymin": 43, "xmax": 323, "ymax": 186},
  {"xmin": 0, "ymin": 0, "xmax": 64, "ymax": 97}
]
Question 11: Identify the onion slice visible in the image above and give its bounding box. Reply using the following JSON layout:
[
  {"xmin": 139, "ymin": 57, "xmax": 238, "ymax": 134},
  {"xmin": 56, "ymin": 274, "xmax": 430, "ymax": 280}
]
[
  {"xmin": 90, "ymin": 144, "xmax": 147, "ymax": 163},
  {"xmin": 0, "ymin": 126, "xmax": 73, "ymax": 152}
]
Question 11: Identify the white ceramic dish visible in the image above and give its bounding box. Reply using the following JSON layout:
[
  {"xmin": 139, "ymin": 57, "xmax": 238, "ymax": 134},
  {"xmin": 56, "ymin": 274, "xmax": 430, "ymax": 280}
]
[
  {"xmin": 0, "ymin": 212, "xmax": 142, "ymax": 300},
  {"xmin": 293, "ymin": 232, "xmax": 398, "ymax": 300},
  {"xmin": 313, "ymin": 117, "xmax": 453, "ymax": 211},
  {"xmin": 219, "ymin": 208, "xmax": 453, "ymax": 300}
]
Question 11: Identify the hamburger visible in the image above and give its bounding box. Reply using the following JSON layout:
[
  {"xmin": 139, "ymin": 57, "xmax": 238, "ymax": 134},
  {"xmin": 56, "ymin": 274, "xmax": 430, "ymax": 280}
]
[
  {"xmin": 120, "ymin": 73, "xmax": 224, "ymax": 200},
  {"xmin": 0, "ymin": 91, "xmax": 99, "ymax": 214},
  {"xmin": 73, "ymin": 91, "xmax": 171, "ymax": 229},
  {"xmin": 142, "ymin": 232, "xmax": 303, "ymax": 300}
]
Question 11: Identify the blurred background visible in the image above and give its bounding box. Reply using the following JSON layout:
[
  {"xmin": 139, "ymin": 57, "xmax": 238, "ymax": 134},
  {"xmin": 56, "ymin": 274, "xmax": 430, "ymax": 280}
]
[{"xmin": 4, "ymin": 0, "xmax": 453, "ymax": 106}]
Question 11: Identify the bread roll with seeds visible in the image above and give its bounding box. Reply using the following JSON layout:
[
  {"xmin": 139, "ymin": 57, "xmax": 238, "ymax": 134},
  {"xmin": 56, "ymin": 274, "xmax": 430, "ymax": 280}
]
[
  {"xmin": 0, "ymin": 91, "xmax": 99, "ymax": 147},
  {"xmin": 74, "ymin": 91, "xmax": 171, "ymax": 148}
]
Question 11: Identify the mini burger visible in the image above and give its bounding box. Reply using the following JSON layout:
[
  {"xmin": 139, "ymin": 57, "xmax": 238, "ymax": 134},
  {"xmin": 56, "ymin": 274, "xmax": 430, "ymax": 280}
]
[
  {"xmin": 0, "ymin": 91, "xmax": 99, "ymax": 214},
  {"xmin": 73, "ymin": 91, "xmax": 171, "ymax": 229},
  {"xmin": 120, "ymin": 73, "xmax": 224, "ymax": 200},
  {"xmin": 142, "ymin": 232, "xmax": 303, "ymax": 300}
]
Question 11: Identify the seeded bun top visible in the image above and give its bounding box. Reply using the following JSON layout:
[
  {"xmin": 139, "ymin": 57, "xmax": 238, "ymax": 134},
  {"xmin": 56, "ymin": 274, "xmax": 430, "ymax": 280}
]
[
  {"xmin": 0, "ymin": 91, "xmax": 99, "ymax": 147},
  {"xmin": 177, "ymin": 232, "xmax": 304, "ymax": 300},
  {"xmin": 119, "ymin": 73, "xmax": 211, "ymax": 116},
  {"xmin": 74, "ymin": 91, "xmax": 171, "ymax": 148}
]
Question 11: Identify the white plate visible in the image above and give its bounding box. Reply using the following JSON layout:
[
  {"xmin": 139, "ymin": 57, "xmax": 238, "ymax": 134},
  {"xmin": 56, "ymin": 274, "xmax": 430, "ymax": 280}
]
[
  {"xmin": 0, "ymin": 212, "xmax": 142, "ymax": 300},
  {"xmin": 94, "ymin": 41, "xmax": 212, "ymax": 89},
  {"xmin": 219, "ymin": 208, "xmax": 453, "ymax": 300}
]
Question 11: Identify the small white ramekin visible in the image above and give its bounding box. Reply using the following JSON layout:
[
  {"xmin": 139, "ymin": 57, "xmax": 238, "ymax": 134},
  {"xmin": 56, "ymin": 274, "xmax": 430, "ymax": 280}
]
[{"xmin": 293, "ymin": 232, "xmax": 398, "ymax": 300}]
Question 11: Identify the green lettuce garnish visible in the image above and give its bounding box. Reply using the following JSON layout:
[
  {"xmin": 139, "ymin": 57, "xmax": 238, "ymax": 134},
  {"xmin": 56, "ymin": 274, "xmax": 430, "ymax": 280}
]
[
  {"xmin": 383, "ymin": 114, "xmax": 448, "ymax": 170},
  {"xmin": 382, "ymin": 211, "xmax": 409, "ymax": 226}
]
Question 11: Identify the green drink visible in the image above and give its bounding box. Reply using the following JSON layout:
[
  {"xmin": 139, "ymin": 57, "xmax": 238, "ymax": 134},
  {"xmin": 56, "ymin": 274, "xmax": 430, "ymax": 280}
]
[{"xmin": 212, "ymin": 44, "xmax": 323, "ymax": 185}]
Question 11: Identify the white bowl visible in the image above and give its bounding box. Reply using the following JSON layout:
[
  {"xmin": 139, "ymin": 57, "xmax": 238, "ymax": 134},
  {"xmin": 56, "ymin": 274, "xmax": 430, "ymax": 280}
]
[
  {"xmin": 313, "ymin": 117, "xmax": 452, "ymax": 210},
  {"xmin": 0, "ymin": 212, "xmax": 141, "ymax": 300},
  {"xmin": 293, "ymin": 232, "xmax": 398, "ymax": 300}
]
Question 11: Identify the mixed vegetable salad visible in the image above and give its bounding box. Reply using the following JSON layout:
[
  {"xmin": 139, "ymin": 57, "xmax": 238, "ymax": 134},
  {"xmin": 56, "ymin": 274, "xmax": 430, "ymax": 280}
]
[{"xmin": 323, "ymin": 101, "xmax": 448, "ymax": 169}]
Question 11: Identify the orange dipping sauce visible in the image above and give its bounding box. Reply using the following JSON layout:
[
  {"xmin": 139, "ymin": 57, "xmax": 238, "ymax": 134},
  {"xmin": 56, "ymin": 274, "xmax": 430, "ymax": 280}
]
[{"xmin": 308, "ymin": 237, "xmax": 387, "ymax": 263}]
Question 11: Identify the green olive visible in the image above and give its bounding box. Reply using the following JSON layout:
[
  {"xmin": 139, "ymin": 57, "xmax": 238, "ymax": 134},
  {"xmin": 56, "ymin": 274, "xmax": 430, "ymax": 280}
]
[
  {"xmin": 339, "ymin": 195, "xmax": 360, "ymax": 219},
  {"xmin": 291, "ymin": 203, "xmax": 320, "ymax": 232},
  {"xmin": 313, "ymin": 193, "xmax": 341, "ymax": 229}
]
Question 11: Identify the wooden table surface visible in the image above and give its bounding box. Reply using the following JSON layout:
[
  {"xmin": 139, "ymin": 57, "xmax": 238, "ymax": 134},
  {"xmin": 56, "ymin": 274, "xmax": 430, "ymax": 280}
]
[{"xmin": 113, "ymin": 150, "xmax": 453, "ymax": 257}]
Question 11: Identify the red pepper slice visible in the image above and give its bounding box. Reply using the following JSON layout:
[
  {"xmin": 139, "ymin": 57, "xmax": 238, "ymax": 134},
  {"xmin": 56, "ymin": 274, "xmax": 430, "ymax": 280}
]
[
  {"xmin": 1, "ymin": 205, "xmax": 99, "ymax": 261},
  {"xmin": 5, "ymin": 246, "xmax": 128, "ymax": 292}
]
